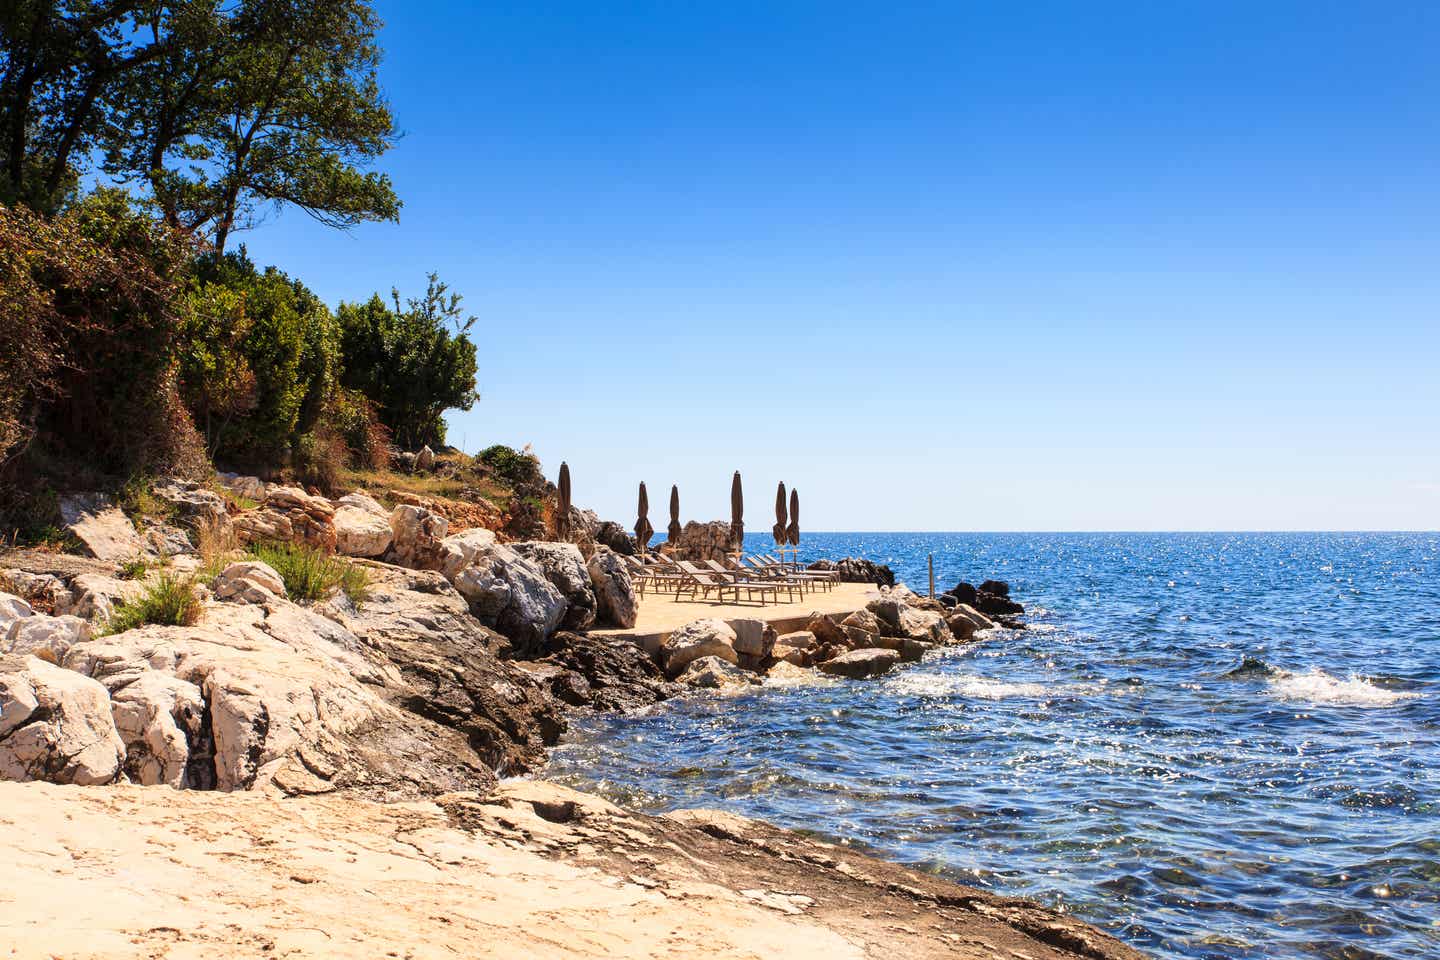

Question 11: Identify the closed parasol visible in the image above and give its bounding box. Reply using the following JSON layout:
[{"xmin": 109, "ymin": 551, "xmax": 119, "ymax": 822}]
[
  {"xmin": 556, "ymin": 462, "xmax": 571, "ymax": 540},
  {"xmin": 634, "ymin": 482, "xmax": 653, "ymax": 554},
  {"xmin": 787, "ymin": 488, "xmax": 800, "ymax": 546},
  {"xmin": 729, "ymin": 471, "xmax": 744, "ymax": 553},
  {"xmin": 668, "ymin": 485, "xmax": 682, "ymax": 542},
  {"xmin": 773, "ymin": 481, "xmax": 787, "ymax": 545}
]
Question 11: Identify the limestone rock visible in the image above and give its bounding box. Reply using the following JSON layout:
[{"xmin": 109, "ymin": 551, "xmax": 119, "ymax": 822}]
[
  {"xmin": 389, "ymin": 505, "xmax": 449, "ymax": 570},
  {"xmin": 585, "ymin": 546, "xmax": 637, "ymax": 629},
  {"xmin": 817, "ymin": 648, "xmax": 900, "ymax": 680},
  {"xmin": 212, "ymin": 561, "xmax": 287, "ymax": 604},
  {"xmin": 108, "ymin": 670, "xmax": 205, "ymax": 787},
  {"xmin": 0, "ymin": 593, "xmax": 33, "ymax": 633},
  {"xmin": 805, "ymin": 614, "xmax": 848, "ymax": 649},
  {"xmin": 679, "ymin": 655, "xmax": 759, "ymax": 690},
  {"xmin": 451, "ymin": 544, "xmax": 567, "ymax": 654},
  {"xmin": 59, "ymin": 493, "xmax": 146, "ymax": 561},
  {"xmin": 668, "ymin": 520, "xmax": 739, "ymax": 563},
  {"xmin": 231, "ymin": 508, "xmax": 294, "ymax": 545},
  {"xmin": 730, "ymin": 619, "xmax": 776, "ymax": 659},
  {"xmin": 3, "ymin": 614, "xmax": 91, "ymax": 664},
  {"xmin": 333, "ymin": 494, "xmax": 393, "ymax": 558},
  {"xmin": 661, "ymin": 619, "xmax": 738, "ymax": 678},
  {"xmin": 512, "ymin": 542, "xmax": 597, "ymax": 632},
  {"xmin": 437, "ymin": 528, "xmax": 497, "ymax": 581},
  {"xmin": 152, "ymin": 480, "xmax": 228, "ymax": 526},
  {"xmin": 415, "ymin": 445, "xmax": 436, "ymax": 471},
  {"xmin": 54, "ymin": 573, "xmax": 139, "ymax": 622},
  {"xmin": 258, "ymin": 486, "xmax": 337, "ymax": 552},
  {"xmin": 765, "ymin": 660, "xmax": 814, "ymax": 683},
  {"xmin": 0, "ymin": 655, "xmax": 126, "ymax": 784}
]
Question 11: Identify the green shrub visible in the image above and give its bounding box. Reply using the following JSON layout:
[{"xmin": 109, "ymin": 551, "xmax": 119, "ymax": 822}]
[
  {"xmin": 478, "ymin": 444, "xmax": 542, "ymax": 488},
  {"xmin": 245, "ymin": 541, "xmax": 368, "ymax": 604},
  {"xmin": 336, "ymin": 274, "xmax": 478, "ymax": 449},
  {"xmin": 103, "ymin": 574, "xmax": 201, "ymax": 635},
  {"xmin": 117, "ymin": 558, "xmax": 151, "ymax": 581}
]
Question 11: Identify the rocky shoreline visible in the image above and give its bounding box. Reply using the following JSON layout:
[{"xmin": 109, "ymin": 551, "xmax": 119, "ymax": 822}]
[{"xmin": 0, "ymin": 476, "xmax": 1140, "ymax": 958}]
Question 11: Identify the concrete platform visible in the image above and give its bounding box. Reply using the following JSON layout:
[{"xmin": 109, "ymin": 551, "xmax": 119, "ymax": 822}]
[{"xmin": 591, "ymin": 581, "xmax": 881, "ymax": 656}]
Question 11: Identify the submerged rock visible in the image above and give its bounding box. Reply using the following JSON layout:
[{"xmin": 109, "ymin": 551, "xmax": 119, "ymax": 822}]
[{"xmin": 678, "ymin": 655, "xmax": 759, "ymax": 690}]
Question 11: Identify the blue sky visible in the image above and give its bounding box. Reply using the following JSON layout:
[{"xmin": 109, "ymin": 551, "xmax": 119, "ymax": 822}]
[{"xmin": 239, "ymin": 1, "xmax": 1440, "ymax": 531}]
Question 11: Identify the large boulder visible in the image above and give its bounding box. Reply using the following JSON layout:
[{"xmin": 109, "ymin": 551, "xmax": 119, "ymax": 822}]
[
  {"xmin": 389, "ymin": 505, "xmax": 449, "ymax": 570},
  {"xmin": 333, "ymin": 493, "xmax": 394, "ymax": 558},
  {"xmin": 660, "ymin": 619, "xmax": 737, "ymax": 678},
  {"xmin": 817, "ymin": 648, "xmax": 900, "ymax": 680},
  {"xmin": 667, "ymin": 520, "xmax": 739, "ymax": 563},
  {"xmin": 450, "ymin": 543, "xmax": 567, "ymax": 654},
  {"xmin": 0, "ymin": 593, "xmax": 33, "ymax": 633},
  {"xmin": 262, "ymin": 486, "xmax": 337, "ymax": 551},
  {"xmin": 59, "ymin": 493, "xmax": 146, "ymax": 561},
  {"xmin": 212, "ymin": 561, "xmax": 287, "ymax": 604},
  {"xmin": 414, "ymin": 445, "xmax": 436, "ymax": 471},
  {"xmin": 805, "ymin": 614, "xmax": 848, "ymax": 649},
  {"xmin": 585, "ymin": 546, "xmax": 637, "ymax": 629},
  {"xmin": 511, "ymin": 542, "xmax": 597, "ymax": 632},
  {"xmin": 53, "ymin": 573, "xmax": 138, "ymax": 623},
  {"xmin": 0, "ymin": 655, "xmax": 126, "ymax": 785},
  {"xmin": 840, "ymin": 609, "xmax": 885, "ymax": 648},
  {"xmin": 217, "ymin": 473, "xmax": 267, "ymax": 502}
]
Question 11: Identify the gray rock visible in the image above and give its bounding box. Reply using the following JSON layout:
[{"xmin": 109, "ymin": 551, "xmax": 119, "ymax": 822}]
[
  {"xmin": 388, "ymin": 505, "xmax": 449, "ymax": 570},
  {"xmin": 152, "ymin": 480, "xmax": 228, "ymax": 526},
  {"xmin": 451, "ymin": 544, "xmax": 567, "ymax": 654},
  {"xmin": 3, "ymin": 614, "xmax": 91, "ymax": 664},
  {"xmin": 585, "ymin": 547, "xmax": 637, "ymax": 629},
  {"xmin": 512, "ymin": 542, "xmax": 596, "ymax": 632},
  {"xmin": 415, "ymin": 446, "xmax": 436, "ymax": 471},
  {"xmin": 333, "ymin": 494, "xmax": 393, "ymax": 558},
  {"xmin": 438, "ymin": 528, "xmax": 498, "ymax": 581},
  {"xmin": 212, "ymin": 561, "xmax": 287, "ymax": 604}
]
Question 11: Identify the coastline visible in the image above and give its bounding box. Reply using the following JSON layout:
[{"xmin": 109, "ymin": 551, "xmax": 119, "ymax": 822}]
[{"xmin": 0, "ymin": 485, "xmax": 1141, "ymax": 959}]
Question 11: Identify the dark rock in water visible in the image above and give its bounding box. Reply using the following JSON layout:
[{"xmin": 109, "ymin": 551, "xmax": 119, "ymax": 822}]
[
  {"xmin": 594, "ymin": 521, "xmax": 637, "ymax": 556},
  {"xmin": 807, "ymin": 558, "xmax": 896, "ymax": 587},
  {"xmin": 948, "ymin": 582, "xmax": 978, "ymax": 606},
  {"xmin": 994, "ymin": 614, "xmax": 1027, "ymax": 630},
  {"xmin": 979, "ymin": 579, "xmax": 1011, "ymax": 597},
  {"xmin": 975, "ymin": 590, "xmax": 1024, "ymax": 616},
  {"xmin": 537, "ymin": 632, "xmax": 679, "ymax": 712},
  {"xmin": 1224, "ymin": 655, "xmax": 1276, "ymax": 678}
]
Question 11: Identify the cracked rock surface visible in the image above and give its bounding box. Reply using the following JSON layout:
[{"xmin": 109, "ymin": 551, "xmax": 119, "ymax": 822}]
[{"xmin": 0, "ymin": 779, "xmax": 1144, "ymax": 960}]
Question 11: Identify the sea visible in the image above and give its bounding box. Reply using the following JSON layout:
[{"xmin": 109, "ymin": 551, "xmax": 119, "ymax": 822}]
[{"xmin": 543, "ymin": 532, "xmax": 1439, "ymax": 960}]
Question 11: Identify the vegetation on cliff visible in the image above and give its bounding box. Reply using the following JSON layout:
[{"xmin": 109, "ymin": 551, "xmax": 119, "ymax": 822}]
[{"xmin": 0, "ymin": 1, "xmax": 508, "ymax": 541}]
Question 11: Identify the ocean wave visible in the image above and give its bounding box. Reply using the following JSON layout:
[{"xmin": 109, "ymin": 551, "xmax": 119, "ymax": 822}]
[
  {"xmin": 885, "ymin": 673, "xmax": 1062, "ymax": 699},
  {"xmin": 1268, "ymin": 668, "xmax": 1419, "ymax": 707}
]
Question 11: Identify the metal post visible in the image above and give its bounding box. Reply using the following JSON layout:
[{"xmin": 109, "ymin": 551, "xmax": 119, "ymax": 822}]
[{"xmin": 928, "ymin": 554, "xmax": 935, "ymax": 599}]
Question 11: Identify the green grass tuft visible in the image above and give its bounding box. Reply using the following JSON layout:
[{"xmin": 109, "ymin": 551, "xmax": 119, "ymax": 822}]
[
  {"xmin": 117, "ymin": 558, "xmax": 151, "ymax": 580},
  {"xmin": 245, "ymin": 541, "xmax": 368, "ymax": 605},
  {"xmin": 102, "ymin": 573, "xmax": 201, "ymax": 635}
]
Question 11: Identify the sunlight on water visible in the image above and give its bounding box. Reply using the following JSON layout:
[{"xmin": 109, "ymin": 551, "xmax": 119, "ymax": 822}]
[{"xmin": 546, "ymin": 533, "xmax": 1440, "ymax": 960}]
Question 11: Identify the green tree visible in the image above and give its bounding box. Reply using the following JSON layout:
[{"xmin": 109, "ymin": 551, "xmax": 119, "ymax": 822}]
[
  {"xmin": 187, "ymin": 251, "xmax": 338, "ymax": 464},
  {"xmin": 108, "ymin": 0, "xmax": 399, "ymax": 254},
  {"xmin": 1, "ymin": 1, "xmax": 398, "ymax": 251},
  {"xmin": 336, "ymin": 273, "xmax": 479, "ymax": 449}
]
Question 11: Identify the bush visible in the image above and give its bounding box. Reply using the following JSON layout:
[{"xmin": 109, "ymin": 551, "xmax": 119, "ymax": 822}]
[
  {"xmin": 184, "ymin": 252, "xmax": 339, "ymax": 467},
  {"xmin": 103, "ymin": 573, "xmax": 201, "ymax": 635},
  {"xmin": 0, "ymin": 190, "xmax": 205, "ymax": 478},
  {"xmin": 478, "ymin": 444, "xmax": 542, "ymax": 488},
  {"xmin": 336, "ymin": 274, "xmax": 479, "ymax": 449},
  {"xmin": 245, "ymin": 541, "xmax": 367, "ymax": 604}
]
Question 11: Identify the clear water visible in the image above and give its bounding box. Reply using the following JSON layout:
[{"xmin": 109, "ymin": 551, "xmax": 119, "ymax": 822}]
[{"xmin": 544, "ymin": 533, "xmax": 1440, "ymax": 960}]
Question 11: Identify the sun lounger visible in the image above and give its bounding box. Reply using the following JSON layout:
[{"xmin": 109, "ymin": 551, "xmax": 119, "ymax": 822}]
[
  {"xmin": 674, "ymin": 561, "xmax": 784, "ymax": 605},
  {"xmin": 703, "ymin": 559, "xmax": 803, "ymax": 602}
]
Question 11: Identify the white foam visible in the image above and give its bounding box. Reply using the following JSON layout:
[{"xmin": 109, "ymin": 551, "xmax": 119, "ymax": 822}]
[
  {"xmin": 1268, "ymin": 669, "xmax": 1419, "ymax": 707},
  {"xmin": 886, "ymin": 673, "xmax": 1059, "ymax": 699}
]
